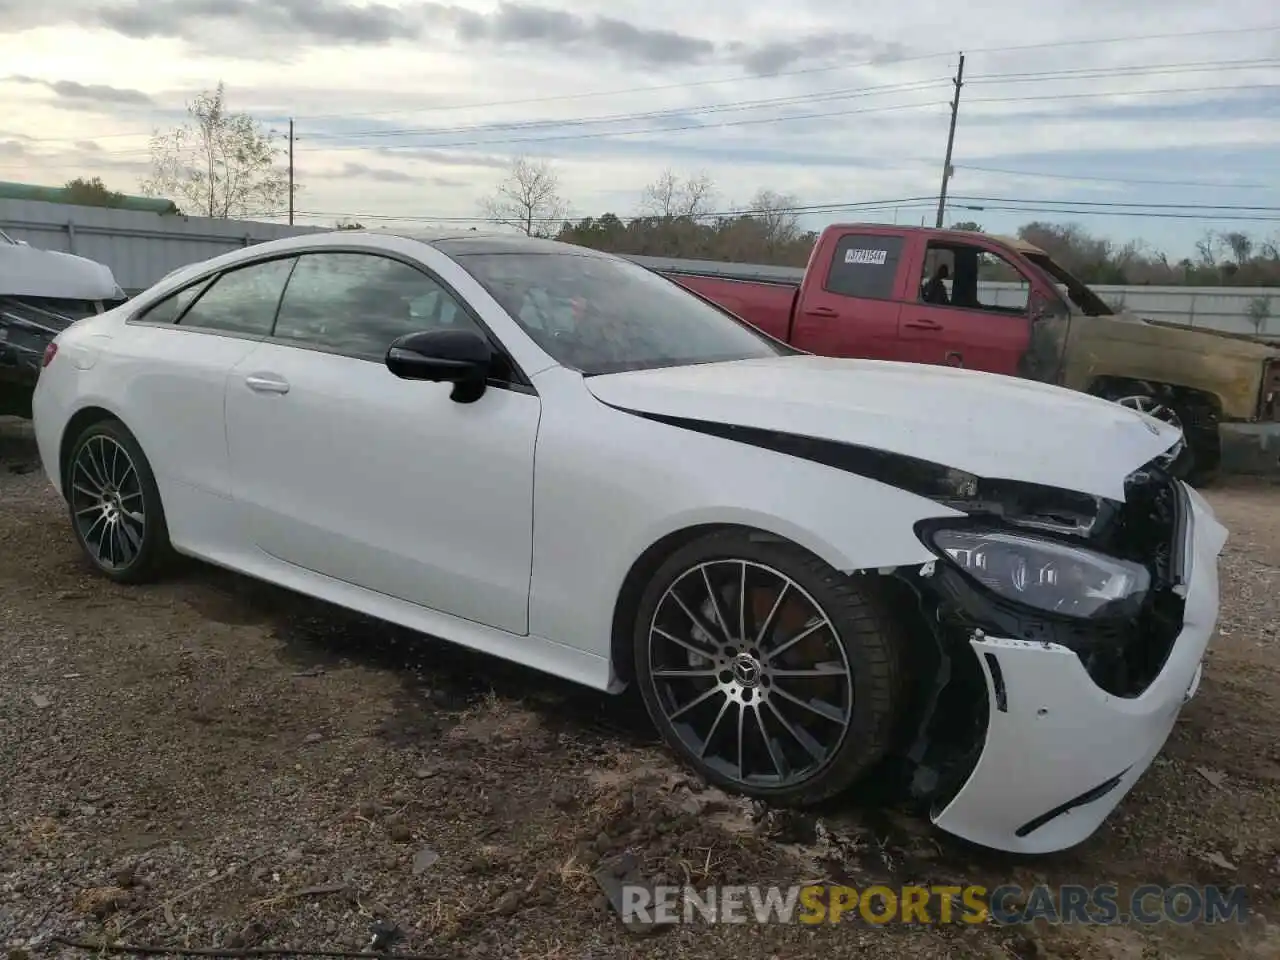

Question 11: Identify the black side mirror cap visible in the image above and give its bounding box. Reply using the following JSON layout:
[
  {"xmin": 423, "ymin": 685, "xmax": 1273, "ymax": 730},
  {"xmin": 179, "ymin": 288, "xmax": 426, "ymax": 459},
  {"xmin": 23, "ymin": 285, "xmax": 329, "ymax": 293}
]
[{"xmin": 386, "ymin": 328, "xmax": 494, "ymax": 403}]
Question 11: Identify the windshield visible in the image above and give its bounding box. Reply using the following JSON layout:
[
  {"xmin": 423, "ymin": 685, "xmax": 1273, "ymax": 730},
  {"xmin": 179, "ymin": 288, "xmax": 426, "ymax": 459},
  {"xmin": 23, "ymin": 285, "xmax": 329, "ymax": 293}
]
[
  {"xmin": 1023, "ymin": 252, "xmax": 1113, "ymax": 317},
  {"xmin": 453, "ymin": 252, "xmax": 788, "ymax": 375}
]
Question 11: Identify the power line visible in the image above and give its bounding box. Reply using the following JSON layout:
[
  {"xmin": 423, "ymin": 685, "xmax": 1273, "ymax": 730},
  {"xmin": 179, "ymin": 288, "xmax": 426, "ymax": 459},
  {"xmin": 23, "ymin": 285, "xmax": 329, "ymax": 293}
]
[
  {"xmin": 272, "ymin": 23, "xmax": 1280, "ymax": 122},
  {"xmin": 966, "ymin": 57, "xmax": 1280, "ymax": 84},
  {"xmin": 27, "ymin": 56, "xmax": 1273, "ymax": 152},
  {"xmin": 280, "ymin": 192, "xmax": 1280, "ymax": 226},
  {"xmin": 953, "ymin": 164, "xmax": 1276, "ymax": 190},
  {"xmin": 295, "ymin": 58, "xmax": 1276, "ymax": 145},
  {"xmin": 17, "ymin": 98, "xmax": 952, "ymax": 160},
  {"xmin": 282, "ymin": 203, "xmax": 1280, "ymax": 225},
  {"xmin": 948, "ymin": 195, "xmax": 1280, "ymax": 211},
  {"xmin": 6, "ymin": 71, "xmax": 1274, "ymax": 167},
  {"xmin": 967, "ymin": 82, "xmax": 1280, "ymax": 107},
  {"xmin": 297, "ymin": 77, "xmax": 953, "ymax": 143},
  {"xmin": 16, "ymin": 24, "xmax": 1280, "ymax": 144}
]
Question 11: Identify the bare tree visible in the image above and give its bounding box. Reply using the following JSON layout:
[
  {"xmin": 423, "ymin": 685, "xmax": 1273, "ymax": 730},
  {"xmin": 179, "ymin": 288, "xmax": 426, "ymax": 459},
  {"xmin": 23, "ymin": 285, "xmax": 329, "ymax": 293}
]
[
  {"xmin": 640, "ymin": 168, "xmax": 716, "ymax": 218},
  {"xmin": 1222, "ymin": 231, "xmax": 1253, "ymax": 264},
  {"xmin": 479, "ymin": 157, "xmax": 570, "ymax": 237},
  {"xmin": 1194, "ymin": 231, "xmax": 1222, "ymax": 267},
  {"xmin": 746, "ymin": 188, "xmax": 802, "ymax": 251},
  {"xmin": 140, "ymin": 82, "xmax": 290, "ymax": 219}
]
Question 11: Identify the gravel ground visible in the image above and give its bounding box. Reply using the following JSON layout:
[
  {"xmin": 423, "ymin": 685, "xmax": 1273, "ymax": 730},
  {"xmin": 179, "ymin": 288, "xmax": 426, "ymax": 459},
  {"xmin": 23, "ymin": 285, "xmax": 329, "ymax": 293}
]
[{"xmin": 2, "ymin": 416, "xmax": 1278, "ymax": 960}]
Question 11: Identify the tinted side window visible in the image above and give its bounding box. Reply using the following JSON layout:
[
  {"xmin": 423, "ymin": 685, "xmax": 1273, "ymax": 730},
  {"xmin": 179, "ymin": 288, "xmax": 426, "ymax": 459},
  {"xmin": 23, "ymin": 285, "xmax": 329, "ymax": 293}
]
[
  {"xmin": 135, "ymin": 275, "xmax": 216, "ymax": 324},
  {"xmin": 825, "ymin": 235, "xmax": 905, "ymax": 300},
  {"xmin": 273, "ymin": 252, "xmax": 483, "ymax": 361},
  {"xmin": 178, "ymin": 258, "xmax": 296, "ymax": 335}
]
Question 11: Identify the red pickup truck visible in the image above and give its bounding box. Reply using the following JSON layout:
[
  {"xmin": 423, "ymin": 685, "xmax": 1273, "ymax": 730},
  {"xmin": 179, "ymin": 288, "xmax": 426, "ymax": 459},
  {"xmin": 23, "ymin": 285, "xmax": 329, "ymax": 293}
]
[{"xmin": 650, "ymin": 224, "xmax": 1280, "ymax": 483}]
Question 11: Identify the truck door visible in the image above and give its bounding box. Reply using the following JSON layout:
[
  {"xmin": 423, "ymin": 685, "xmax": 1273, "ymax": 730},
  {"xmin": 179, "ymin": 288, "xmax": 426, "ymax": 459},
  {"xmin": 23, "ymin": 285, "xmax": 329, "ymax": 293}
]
[
  {"xmin": 790, "ymin": 230, "xmax": 908, "ymax": 360},
  {"xmin": 898, "ymin": 238, "xmax": 1033, "ymax": 375}
]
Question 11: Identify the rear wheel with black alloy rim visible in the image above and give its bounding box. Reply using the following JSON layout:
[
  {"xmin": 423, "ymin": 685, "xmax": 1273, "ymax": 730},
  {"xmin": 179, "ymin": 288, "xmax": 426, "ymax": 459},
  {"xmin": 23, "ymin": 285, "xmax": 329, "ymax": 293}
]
[
  {"xmin": 64, "ymin": 418, "xmax": 173, "ymax": 583},
  {"xmin": 633, "ymin": 530, "xmax": 903, "ymax": 807}
]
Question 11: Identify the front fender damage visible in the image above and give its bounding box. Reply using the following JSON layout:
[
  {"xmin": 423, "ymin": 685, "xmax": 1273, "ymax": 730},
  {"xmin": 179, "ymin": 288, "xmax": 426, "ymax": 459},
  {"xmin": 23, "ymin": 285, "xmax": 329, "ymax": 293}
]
[{"xmin": 866, "ymin": 464, "xmax": 1198, "ymax": 852}]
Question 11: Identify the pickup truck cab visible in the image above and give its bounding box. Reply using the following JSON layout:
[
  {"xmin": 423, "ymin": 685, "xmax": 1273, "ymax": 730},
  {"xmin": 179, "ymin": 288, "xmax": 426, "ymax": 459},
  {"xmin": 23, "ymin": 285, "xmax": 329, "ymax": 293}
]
[{"xmin": 660, "ymin": 225, "xmax": 1280, "ymax": 484}]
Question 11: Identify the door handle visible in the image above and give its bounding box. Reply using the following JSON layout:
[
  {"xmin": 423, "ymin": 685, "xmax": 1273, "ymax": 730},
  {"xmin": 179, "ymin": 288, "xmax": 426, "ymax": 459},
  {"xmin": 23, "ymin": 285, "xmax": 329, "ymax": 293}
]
[
  {"xmin": 803, "ymin": 306, "xmax": 839, "ymax": 318},
  {"xmin": 245, "ymin": 374, "xmax": 290, "ymax": 394},
  {"xmin": 904, "ymin": 319, "xmax": 943, "ymax": 331}
]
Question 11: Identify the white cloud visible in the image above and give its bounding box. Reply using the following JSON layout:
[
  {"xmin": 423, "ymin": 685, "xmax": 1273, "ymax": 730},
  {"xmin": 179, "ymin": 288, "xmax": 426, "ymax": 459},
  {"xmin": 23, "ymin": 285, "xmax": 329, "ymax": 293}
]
[{"xmin": 0, "ymin": 0, "xmax": 1277, "ymax": 254}]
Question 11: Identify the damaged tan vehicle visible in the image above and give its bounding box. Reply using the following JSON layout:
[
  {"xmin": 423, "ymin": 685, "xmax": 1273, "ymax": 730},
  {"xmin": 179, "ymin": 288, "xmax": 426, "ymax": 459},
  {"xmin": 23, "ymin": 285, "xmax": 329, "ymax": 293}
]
[
  {"xmin": 1014, "ymin": 239, "xmax": 1280, "ymax": 485},
  {"xmin": 645, "ymin": 225, "xmax": 1280, "ymax": 486}
]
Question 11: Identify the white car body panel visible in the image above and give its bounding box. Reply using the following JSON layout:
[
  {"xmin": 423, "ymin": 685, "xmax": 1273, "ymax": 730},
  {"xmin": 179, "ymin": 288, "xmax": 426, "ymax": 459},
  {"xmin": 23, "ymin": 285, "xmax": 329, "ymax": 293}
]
[
  {"xmin": 0, "ymin": 237, "xmax": 122, "ymax": 301},
  {"xmin": 932, "ymin": 484, "xmax": 1226, "ymax": 852},
  {"xmin": 30, "ymin": 230, "xmax": 1224, "ymax": 855},
  {"xmin": 224, "ymin": 340, "xmax": 540, "ymax": 635},
  {"xmin": 526, "ymin": 366, "xmax": 964, "ymax": 670},
  {"xmin": 584, "ymin": 355, "xmax": 1182, "ymax": 502}
]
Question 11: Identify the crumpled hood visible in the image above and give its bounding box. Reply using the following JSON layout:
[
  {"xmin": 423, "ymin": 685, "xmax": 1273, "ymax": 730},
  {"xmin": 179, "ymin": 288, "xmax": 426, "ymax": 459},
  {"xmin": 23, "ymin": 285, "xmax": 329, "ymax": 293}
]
[
  {"xmin": 586, "ymin": 355, "xmax": 1182, "ymax": 501},
  {"xmin": 0, "ymin": 243, "xmax": 122, "ymax": 301}
]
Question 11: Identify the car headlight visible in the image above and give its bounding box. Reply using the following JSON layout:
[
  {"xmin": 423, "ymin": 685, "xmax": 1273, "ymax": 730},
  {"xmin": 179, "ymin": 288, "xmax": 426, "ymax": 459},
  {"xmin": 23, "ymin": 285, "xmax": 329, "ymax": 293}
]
[{"xmin": 926, "ymin": 528, "xmax": 1150, "ymax": 619}]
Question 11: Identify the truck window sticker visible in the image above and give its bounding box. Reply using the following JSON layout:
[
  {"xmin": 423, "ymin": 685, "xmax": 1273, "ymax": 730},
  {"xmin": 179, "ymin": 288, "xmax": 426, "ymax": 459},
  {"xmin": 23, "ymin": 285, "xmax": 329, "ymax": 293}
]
[
  {"xmin": 825, "ymin": 235, "xmax": 905, "ymax": 301},
  {"xmin": 844, "ymin": 248, "xmax": 888, "ymax": 266}
]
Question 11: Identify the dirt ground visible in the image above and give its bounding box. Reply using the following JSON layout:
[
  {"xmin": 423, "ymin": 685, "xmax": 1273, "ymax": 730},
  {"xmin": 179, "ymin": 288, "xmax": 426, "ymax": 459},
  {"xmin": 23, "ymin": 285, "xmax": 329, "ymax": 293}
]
[{"xmin": 1, "ymin": 415, "xmax": 1278, "ymax": 960}]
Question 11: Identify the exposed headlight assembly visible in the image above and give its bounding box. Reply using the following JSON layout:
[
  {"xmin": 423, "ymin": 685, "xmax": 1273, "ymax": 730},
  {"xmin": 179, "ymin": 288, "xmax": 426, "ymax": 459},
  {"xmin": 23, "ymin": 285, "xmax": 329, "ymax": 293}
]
[{"xmin": 927, "ymin": 528, "xmax": 1150, "ymax": 619}]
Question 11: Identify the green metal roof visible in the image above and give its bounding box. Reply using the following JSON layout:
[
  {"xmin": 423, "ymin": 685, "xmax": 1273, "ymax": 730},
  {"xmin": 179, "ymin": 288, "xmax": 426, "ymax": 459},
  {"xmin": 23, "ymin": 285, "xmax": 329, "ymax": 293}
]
[{"xmin": 0, "ymin": 180, "xmax": 179, "ymax": 213}]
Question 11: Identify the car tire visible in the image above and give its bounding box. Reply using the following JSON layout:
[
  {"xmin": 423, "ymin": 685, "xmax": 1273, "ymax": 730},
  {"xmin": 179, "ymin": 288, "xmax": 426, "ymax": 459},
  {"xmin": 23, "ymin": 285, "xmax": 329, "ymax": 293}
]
[
  {"xmin": 632, "ymin": 529, "xmax": 903, "ymax": 807},
  {"xmin": 64, "ymin": 418, "xmax": 173, "ymax": 584}
]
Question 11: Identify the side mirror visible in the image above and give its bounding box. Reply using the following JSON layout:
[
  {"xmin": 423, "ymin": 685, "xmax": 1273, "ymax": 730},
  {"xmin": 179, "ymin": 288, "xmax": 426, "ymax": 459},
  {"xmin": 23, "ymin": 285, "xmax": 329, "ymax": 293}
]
[{"xmin": 386, "ymin": 328, "xmax": 493, "ymax": 403}]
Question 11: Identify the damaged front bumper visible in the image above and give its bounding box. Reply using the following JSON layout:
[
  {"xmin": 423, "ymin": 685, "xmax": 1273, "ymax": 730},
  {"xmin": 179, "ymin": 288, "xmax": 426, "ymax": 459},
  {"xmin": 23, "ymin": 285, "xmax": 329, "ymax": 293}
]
[{"xmin": 928, "ymin": 483, "xmax": 1227, "ymax": 854}]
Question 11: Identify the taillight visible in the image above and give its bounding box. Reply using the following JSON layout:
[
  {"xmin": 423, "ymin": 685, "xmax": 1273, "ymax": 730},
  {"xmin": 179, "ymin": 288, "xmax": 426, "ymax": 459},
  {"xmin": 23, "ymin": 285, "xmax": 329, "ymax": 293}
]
[{"xmin": 42, "ymin": 342, "xmax": 58, "ymax": 367}]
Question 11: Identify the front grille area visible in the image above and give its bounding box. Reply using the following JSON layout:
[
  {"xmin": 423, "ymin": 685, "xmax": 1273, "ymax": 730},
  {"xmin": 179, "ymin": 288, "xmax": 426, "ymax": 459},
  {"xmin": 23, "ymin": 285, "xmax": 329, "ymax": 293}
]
[{"xmin": 1079, "ymin": 468, "xmax": 1185, "ymax": 697}]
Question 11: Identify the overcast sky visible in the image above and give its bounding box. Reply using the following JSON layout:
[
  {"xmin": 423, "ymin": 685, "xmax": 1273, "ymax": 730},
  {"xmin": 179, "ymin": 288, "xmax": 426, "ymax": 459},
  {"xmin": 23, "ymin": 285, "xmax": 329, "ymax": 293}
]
[{"xmin": 1, "ymin": 0, "xmax": 1277, "ymax": 257}]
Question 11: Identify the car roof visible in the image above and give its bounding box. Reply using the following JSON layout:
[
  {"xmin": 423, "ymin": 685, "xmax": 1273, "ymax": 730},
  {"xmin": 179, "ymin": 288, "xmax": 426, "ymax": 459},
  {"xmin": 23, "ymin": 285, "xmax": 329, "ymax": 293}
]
[{"xmin": 355, "ymin": 228, "xmax": 615, "ymax": 258}]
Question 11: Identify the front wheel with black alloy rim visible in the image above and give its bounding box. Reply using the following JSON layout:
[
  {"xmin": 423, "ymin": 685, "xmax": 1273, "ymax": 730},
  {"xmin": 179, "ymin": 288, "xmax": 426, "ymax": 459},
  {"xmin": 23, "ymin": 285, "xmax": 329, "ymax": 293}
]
[
  {"xmin": 64, "ymin": 418, "xmax": 173, "ymax": 583},
  {"xmin": 633, "ymin": 530, "xmax": 903, "ymax": 807}
]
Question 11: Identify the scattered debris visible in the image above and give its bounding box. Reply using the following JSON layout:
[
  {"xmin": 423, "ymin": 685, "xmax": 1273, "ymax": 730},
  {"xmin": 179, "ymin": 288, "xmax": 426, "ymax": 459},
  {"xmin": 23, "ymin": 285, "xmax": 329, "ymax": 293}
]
[
  {"xmin": 29, "ymin": 692, "xmax": 51, "ymax": 709},
  {"xmin": 73, "ymin": 886, "xmax": 131, "ymax": 919},
  {"xmin": 1195, "ymin": 766, "xmax": 1227, "ymax": 788},
  {"xmin": 1197, "ymin": 850, "xmax": 1238, "ymax": 871},
  {"xmin": 594, "ymin": 852, "xmax": 676, "ymax": 937},
  {"xmin": 412, "ymin": 845, "xmax": 439, "ymax": 876},
  {"xmin": 368, "ymin": 918, "xmax": 402, "ymax": 952}
]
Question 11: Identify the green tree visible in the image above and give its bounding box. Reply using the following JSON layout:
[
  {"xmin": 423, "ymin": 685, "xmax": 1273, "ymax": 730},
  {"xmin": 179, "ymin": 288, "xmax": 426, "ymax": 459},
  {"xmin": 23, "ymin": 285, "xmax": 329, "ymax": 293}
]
[
  {"xmin": 140, "ymin": 82, "xmax": 291, "ymax": 219},
  {"xmin": 63, "ymin": 177, "xmax": 126, "ymax": 208}
]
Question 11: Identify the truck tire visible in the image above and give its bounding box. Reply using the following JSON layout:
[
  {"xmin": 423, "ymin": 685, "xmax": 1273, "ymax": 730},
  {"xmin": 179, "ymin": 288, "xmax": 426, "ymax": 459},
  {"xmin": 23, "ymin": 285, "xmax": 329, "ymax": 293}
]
[{"xmin": 632, "ymin": 529, "xmax": 903, "ymax": 807}]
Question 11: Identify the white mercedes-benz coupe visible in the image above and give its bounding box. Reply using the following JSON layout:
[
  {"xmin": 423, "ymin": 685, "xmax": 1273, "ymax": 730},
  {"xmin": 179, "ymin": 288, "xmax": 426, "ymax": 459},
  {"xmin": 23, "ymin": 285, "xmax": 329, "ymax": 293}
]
[{"xmin": 31, "ymin": 230, "xmax": 1226, "ymax": 854}]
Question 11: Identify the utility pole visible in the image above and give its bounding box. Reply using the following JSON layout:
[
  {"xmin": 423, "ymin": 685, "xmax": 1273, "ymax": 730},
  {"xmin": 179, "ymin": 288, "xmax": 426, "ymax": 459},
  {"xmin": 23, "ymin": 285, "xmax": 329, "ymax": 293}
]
[
  {"xmin": 288, "ymin": 118, "xmax": 295, "ymax": 226},
  {"xmin": 934, "ymin": 53, "xmax": 964, "ymax": 229}
]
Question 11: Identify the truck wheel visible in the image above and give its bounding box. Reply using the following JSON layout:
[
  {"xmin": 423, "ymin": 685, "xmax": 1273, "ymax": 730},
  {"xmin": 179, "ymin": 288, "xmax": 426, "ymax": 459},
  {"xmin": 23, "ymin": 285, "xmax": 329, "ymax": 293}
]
[
  {"xmin": 1102, "ymin": 387, "xmax": 1216, "ymax": 484},
  {"xmin": 632, "ymin": 529, "xmax": 903, "ymax": 808}
]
